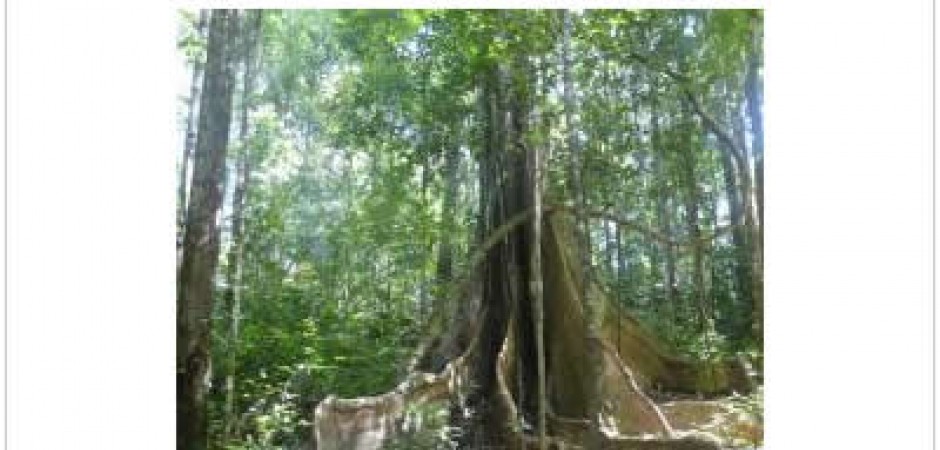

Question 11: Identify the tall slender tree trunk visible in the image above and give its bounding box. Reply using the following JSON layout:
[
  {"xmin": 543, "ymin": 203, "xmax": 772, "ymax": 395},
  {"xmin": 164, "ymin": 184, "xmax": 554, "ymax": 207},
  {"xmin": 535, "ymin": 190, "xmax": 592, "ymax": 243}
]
[
  {"xmin": 177, "ymin": 9, "xmax": 236, "ymax": 450},
  {"xmin": 715, "ymin": 84, "xmax": 751, "ymax": 339},
  {"xmin": 677, "ymin": 14, "xmax": 709, "ymax": 331},
  {"xmin": 659, "ymin": 195, "xmax": 679, "ymax": 325},
  {"xmin": 680, "ymin": 121, "xmax": 708, "ymax": 330},
  {"xmin": 528, "ymin": 85, "xmax": 547, "ymax": 450},
  {"xmin": 650, "ymin": 86, "xmax": 678, "ymax": 326},
  {"xmin": 604, "ymin": 220, "xmax": 616, "ymax": 281},
  {"xmin": 561, "ymin": 10, "xmax": 602, "ymax": 449},
  {"xmin": 528, "ymin": 54, "xmax": 553, "ymax": 450},
  {"xmin": 436, "ymin": 140, "xmax": 460, "ymax": 293},
  {"xmin": 682, "ymin": 49, "xmax": 762, "ymax": 343},
  {"xmin": 178, "ymin": 11, "xmax": 208, "ymax": 252},
  {"xmin": 619, "ymin": 73, "xmax": 638, "ymax": 311},
  {"xmin": 222, "ymin": 10, "xmax": 262, "ymax": 442},
  {"xmin": 600, "ymin": 61, "xmax": 617, "ymax": 285},
  {"xmin": 438, "ymin": 129, "xmax": 477, "ymax": 347},
  {"xmin": 744, "ymin": 14, "xmax": 764, "ymax": 343},
  {"xmin": 727, "ymin": 105, "xmax": 762, "ymax": 345},
  {"xmin": 616, "ymin": 222, "xmax": 628, "ymax": 298}
]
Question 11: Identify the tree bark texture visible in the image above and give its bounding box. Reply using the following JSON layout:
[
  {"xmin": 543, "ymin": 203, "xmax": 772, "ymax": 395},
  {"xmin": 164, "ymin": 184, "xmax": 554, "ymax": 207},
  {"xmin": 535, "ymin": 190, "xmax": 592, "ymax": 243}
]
[{"xmin": 177, "ymin": 9, "xmax": 236, "ymax": 450}]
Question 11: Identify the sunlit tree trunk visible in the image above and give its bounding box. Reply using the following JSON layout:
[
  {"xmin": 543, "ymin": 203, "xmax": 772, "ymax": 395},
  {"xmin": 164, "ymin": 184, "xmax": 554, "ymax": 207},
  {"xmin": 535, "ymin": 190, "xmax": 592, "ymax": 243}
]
[
  {"xmin": 528, "ymin": 86, "xmax": 547, "ymax": 450},
  {"xmin": 726, "ymin": 104, "xmax": 762, "ymax": 345},
  {"xmin": 650, "ymin": 85, "xmax": 679, "ymax": 326},
  {"xmin": 684, "ymin": 63, "xmax": 762, "ymax": 344},
  {"xmin": 679, "ymin": 120, "xmax": 708, "ymax": 330},
  {"xmin": 678, "ymin": 13, "xmax": 709, "ymax": 331},
  {"xmin": 604, "ymin": 219, "xmax": 616, "ymax": 281},
  {"xmin": 178, "ymin": 11, "xmax": 208, "ymax": 252},
  {"xmin": 616, "ymin": 222, "xmax": 628, "ymax": 299},
  {"xmin": 620, "ymin": 74, "xmax": 639, "ymax": 311},
  {"xmin": 223, "ymin": 10, "xmax": 262, "ymax": 442},
  {"xmin": 629, "ymin": 77, "xmax": 657, "ymax": 313},
  {"xmin": 177, "ymin": 9, "xmax": 235, "ymax": 450},
  {"xmin": 561, "ymin": 10, "xmax": 603, "ymax": 449},
  {"xmin": 600, "ymin": 60, "xmax": 618, "ymax": 286},
  {"xmin": 744, "ymin": 13, "xmax": 764, "ymax": 342},
  {"xmin": 531, "ymin": 54, "xmax": 551, "ymax": 450},
  {"xmin": 715, "ymin": 84, "xmax": 751, "ymax": 339}
]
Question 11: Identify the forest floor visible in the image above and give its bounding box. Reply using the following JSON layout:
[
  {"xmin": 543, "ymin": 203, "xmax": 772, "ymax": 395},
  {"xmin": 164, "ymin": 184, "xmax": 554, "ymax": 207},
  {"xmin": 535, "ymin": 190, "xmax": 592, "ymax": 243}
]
[{"xmin": 657, "ymin": 385, "xmax": 764, "ymax": 449}]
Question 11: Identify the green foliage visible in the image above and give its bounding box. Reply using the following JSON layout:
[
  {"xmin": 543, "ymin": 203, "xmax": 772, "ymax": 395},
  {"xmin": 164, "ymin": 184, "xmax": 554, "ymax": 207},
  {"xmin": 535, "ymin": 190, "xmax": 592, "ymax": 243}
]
[
  {"xmin": 177, "ymin": 8, "xmax": 762, "ymax": 448},
  {"xmin": 385, "ymin": 403, "xmax": 461, "ymax": 450},
  {"xmin": 176, "ymin": 10, "xmax": 205, "ymax": 65},
  {"xmin": 686, "ymin": 322, "xmax": 728, "ymax": 363}
]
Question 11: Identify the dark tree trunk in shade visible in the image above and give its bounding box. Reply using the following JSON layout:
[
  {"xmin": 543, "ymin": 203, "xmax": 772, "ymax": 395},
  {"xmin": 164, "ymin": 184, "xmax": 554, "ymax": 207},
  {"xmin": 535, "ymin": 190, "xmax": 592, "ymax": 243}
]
[
  {"xmin": 177, "ymin": 9, "xmax": 235, "ymax": 450},
  {"xmin": 459, "ymin": 23, "xmax": 549, "ymax": 444},
  {"xmin": 464, "ymin": 60, "xmax": 515, "ymax": 448}
]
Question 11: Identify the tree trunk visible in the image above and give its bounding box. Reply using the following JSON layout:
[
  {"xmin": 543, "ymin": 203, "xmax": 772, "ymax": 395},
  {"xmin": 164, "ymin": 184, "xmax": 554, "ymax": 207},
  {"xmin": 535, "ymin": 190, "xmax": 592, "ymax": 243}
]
[
  {"xmin": 727, "ymin": 108, "xmax": 762, "ymax": 346},
  {"xmin": 679, "ymin": 123, "xmax": 707, "ymax": 330},
  {"xmin": 619, "ymin": 73, "xmax": 638, "ymax": 311},
  {"xmin": 316, "ymin": 203, "xmax": 747, "ymax": 449},
  {"xmin": 604, "ymin": 219, "xmax": 616, "ymax": 282},
  {"xmin": 528, "ymin": 91, "xmax": 547, "ymax": 450},
  {"xmin": 178, "ymin": 11, "xmax": 208, "ymax": 252},
  {"xmin": 436, "ymin": 140, "xmax": 460, "ymax": 294},
  {"xmin": 650, "ymin": 87, "xmax": 678, "ymax": 327},
  {"xmin": 561, "ymin": 10, "xmax": 604, "ymax": 449},
  {"xmin": 464, "ymin": 58, "xmax": 519, "ymax": 447},
  {"xmin": 714, "ymin": 84, "xmax": 750, "ymax": 338},
  {"xmin": 677, "ymin": 14, "xmax": 709, "ymax": 332},
  {"xmin": 615, "ymin": 222, "xmax": 628, "ymax": 301},
  {"xmin": 744, "ymin": 14, "xmax": 764, "ymax": 343},
  {"xmin": 177, "ymin": 9, "xmax": 236, "ymax": 450},
  {"xmin": 222, "ymin": 9, "xmax": 262, "ymax": 442},
  {"xmin": 685, "ymin": 73, "xmax": 762, "ymax": 345}
]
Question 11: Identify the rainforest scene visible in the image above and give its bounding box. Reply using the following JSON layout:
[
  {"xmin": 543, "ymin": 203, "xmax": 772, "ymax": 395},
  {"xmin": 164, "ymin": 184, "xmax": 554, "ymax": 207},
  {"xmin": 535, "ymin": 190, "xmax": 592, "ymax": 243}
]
[{"xmin": 175, "ymin": 9, "xmax": 764, "ymax": 450}]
